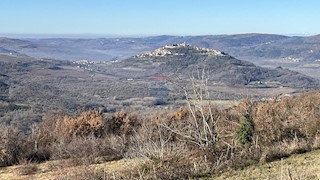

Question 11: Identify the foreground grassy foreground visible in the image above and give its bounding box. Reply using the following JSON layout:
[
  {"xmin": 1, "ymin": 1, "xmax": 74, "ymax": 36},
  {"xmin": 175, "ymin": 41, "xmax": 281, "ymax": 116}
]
[
  {"xmin": 0, "ymin": 158, "xmax": 148, "ymax": 180},
  {"xmin": 212, "ymin": 149, "xmax": 320, "ymax": 180},
  {"xmin": 0, "ymin": 150, "xmax": 319, "ymax": 179}
]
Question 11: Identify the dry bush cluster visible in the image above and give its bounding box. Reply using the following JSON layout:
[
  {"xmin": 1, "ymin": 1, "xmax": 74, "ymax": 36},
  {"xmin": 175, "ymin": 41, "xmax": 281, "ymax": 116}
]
[
  {"xmin": 54, "ymin": 110, "xmax": 105, "ymax": 137},
  {"xmin": 129, "ymin": 92, "xmax": 320, "ymax": 178},
  {"xmin": 0, "ymin": 110, "xmax": 138, "ymax": 167},
  {"xmin": 0, "ymin": 92, "xmax": 320, "ymax": 179},
  {"xmin": 250, "ymin": 93, "xmax": 320, "ymax": 145}
]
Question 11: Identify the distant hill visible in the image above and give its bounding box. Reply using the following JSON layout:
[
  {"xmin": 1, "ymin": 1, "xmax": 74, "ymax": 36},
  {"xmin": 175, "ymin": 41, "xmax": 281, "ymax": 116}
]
[
  {"xmin": 0, "ymin": 34, "xmax": 319, "ymax": 62},
  {"xmin": 0, "ymin": 47, "xmax": 19, "ymax": 55},
  {"xmin": 1, "ymin": 34, "xmax": 320, "ymax": 79},
  {"xmin": 117, "ymin": 44, "xmax": 320, "ymax": 89},
  {"xmin": 0, "ymin": 37, "xmax": 31, "ymax": 47}
]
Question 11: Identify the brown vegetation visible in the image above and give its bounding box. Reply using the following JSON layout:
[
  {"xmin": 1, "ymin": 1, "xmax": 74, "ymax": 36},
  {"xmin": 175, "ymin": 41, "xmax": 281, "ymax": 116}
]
[{"xmin": 0, "ymin": 92, "xmax": 320, "ymax": 179}]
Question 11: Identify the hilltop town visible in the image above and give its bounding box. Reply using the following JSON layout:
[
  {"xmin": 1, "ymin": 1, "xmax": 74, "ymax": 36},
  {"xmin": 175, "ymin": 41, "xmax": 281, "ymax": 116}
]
[{"xmin": 134, "ymin": 43, "xmax": 227, "ymax": 58}]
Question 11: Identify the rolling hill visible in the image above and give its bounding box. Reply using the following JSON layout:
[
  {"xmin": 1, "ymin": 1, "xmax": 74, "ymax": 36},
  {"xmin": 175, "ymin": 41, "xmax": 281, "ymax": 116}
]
[
  {"xmin": 114, "ymin": 44, "xmax": 320, "ymax": 89},
  {"xmin": 1, "ymin": 34, "xmax": 320, "ymax": 63},
  {"xmin": 1, "ymin": 34, "xmax": 319, "ymax": 80}
]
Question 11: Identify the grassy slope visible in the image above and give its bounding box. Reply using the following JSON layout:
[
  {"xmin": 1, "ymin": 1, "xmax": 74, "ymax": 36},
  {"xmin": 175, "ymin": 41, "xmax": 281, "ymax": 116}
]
[
  {"xmin": 211, "ymin": 149, "xmax": 320, "ymax": 180},
  {"xmin": 0, "ymin": 158, "xmax": 148, "ymax": 180},
  {"xmin": 1, "ymin": 150, "xmax": 319, "ymax": 179}
]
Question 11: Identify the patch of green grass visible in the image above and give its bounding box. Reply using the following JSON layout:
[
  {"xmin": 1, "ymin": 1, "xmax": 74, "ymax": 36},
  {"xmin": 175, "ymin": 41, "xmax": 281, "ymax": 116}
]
[{"xmin": 209, "ymin": 149, "xmax": 320, "ymax": 180}]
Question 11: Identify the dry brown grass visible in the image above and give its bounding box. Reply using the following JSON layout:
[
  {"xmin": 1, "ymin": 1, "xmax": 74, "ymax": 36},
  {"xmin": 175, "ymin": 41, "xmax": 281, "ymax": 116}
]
[
  {"xmin": 0, "ymin": 157, "xmax": 147, "ymax": 180},
  {"xmin": 15, "ymin": 162, "xmax": 38, "ymax": 176}
]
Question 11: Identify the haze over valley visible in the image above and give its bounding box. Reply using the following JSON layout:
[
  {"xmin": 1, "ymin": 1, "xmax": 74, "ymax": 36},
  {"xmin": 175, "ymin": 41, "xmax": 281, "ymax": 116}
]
[{"xmin": 1, "ymin": 33, "xmax": 319, "ymax": 80}]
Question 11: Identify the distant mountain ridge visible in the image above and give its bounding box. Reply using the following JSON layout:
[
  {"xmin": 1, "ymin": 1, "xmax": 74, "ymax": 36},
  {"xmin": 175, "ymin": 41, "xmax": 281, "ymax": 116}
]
[
  {"xmin": 1, "ymin": 33, "xmax": 320, "ymax": 62},
  {"xmin": 0, "ymin": 33, "xmax": 319, "ymax": 79}
]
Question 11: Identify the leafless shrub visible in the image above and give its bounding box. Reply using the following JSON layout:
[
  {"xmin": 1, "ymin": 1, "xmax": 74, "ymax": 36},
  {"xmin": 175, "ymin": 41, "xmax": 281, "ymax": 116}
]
[
  {"xmin": 125, "ymin": 120, "xmax": 185, "ymax": 161},
  {"xmin": 0, "ymin": 125, "xmax": 21, "ymax": 167},
  {"xmin": 50, "ymin": 136, "xmax": 120, "ymax": 164},
  {"xmin": 163, "ymin": 68, "xmax": 227, "ymax": 149}
]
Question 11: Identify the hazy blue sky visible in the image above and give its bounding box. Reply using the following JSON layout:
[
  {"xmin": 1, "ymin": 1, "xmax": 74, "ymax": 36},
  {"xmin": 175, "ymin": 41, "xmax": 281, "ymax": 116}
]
[{"xmin": 0, "ymin": 0, "xmax": 319, "ymax": 36}]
